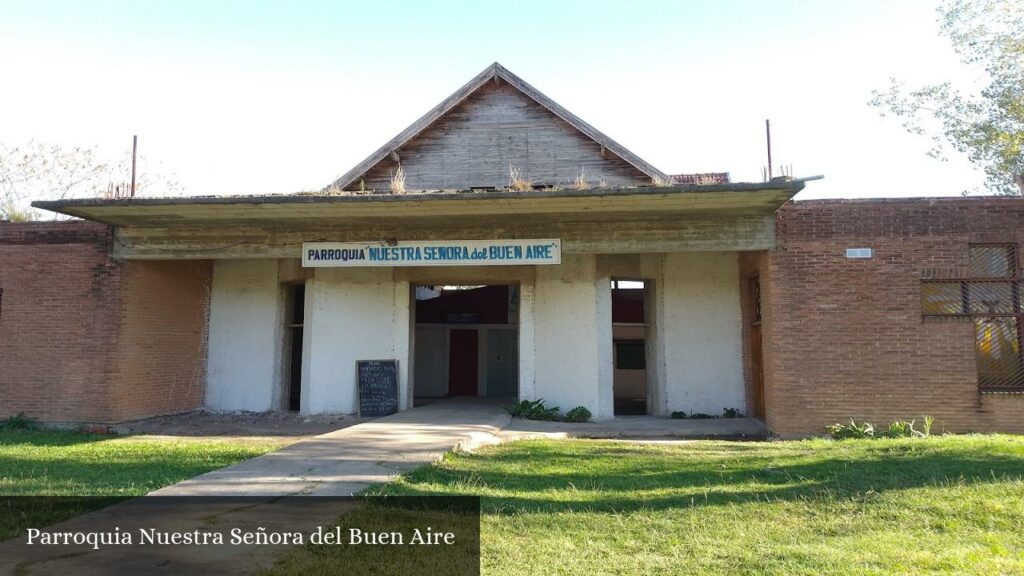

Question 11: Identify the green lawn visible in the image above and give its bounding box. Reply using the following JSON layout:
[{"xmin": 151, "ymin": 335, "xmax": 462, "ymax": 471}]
[
  {"xmin": 291, "ymin": 435, "xmax": 1022, "ymax": 576},
  {"xmin": 0, "ymin": 429, "xmax": 288, "ymax": 539}
]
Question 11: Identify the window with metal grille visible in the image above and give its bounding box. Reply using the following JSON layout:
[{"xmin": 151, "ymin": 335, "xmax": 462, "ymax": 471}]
[{"xmin": 922, "ymin": 244, "xmax": 1024, "ymax": 391}]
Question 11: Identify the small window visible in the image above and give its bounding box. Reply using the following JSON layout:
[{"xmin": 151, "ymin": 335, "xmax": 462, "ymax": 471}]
[
  {"xmin": 975, "ymin": 317, "xmax": 1023, "ymax": 389},
  {"xmin": 921, "ymin": 282, "xmax": 965, "ymax": 315},
  {"xmin": 967, "ymin": 282, "xmax": 1017, "ymax": 314},
  {"xmin": 924, "ymin": 245, "xmax": 1024, "ymax": 390},
  {"xmin": 970, "ymin": 245, "xmax": 1015, "ymax": 278},
  {"xmin": 615, "ymin": 340, "xmax": 646, "ymax": 370}
]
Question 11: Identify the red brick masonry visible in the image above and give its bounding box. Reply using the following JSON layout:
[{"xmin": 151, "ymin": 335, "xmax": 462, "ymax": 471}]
[
  {"xmin": 0, "ymin": 221, "xmax": 210, "ymax": 423},
  {"xmin": 759, "ymin": 198, "xmax": 1024, "ymax": 436},
  {"xmin": 3, "ymin": 197, "xmax": 1023, "ymax": 433}
]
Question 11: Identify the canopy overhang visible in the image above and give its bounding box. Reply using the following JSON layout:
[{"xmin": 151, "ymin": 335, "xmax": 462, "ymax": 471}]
[
  {"xmin": 33, "ymin": 182, "xmax": 805, "ymax": 259},
  {"xmin": 34, "ymin": 182, "xmax": 803, "ymax": 228}
]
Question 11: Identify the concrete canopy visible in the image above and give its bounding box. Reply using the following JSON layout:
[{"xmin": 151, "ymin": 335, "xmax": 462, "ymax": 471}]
[{"xmin": 33, "ymin": 182, "xmax": 803, "ymax": 229}]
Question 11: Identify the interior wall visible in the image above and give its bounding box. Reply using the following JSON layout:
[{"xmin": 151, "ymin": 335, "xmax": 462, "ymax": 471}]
[
  {"xmin": 612, "ymin": 324, "xmax": 647, "ymax": 400},
  {"xmin": 660, "ymin": 252, "xmax": 745, "ymax": 416},
  {"xmin": 414, "ymin": 326, "xmax": 447, "ymax": 397},
  {"xmin": 205, "ymin": 259, "xmax": 282, "ymax": 412}
]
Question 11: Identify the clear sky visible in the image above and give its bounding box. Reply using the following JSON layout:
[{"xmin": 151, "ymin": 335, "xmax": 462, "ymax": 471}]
[{"xmin": 0, "ymin": 0, "xmax": 986, "ymax": 200}]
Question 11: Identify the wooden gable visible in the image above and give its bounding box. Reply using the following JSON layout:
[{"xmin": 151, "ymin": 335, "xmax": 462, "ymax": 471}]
[{"xmin": 330, "ymin": 63, "xmax": 667, "ymax": 192}]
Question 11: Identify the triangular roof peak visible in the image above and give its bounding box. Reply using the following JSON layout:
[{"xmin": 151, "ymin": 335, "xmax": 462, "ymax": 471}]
[{"xmin": 327, "ymin": 62, "xmax": 670, "ymax": 191}]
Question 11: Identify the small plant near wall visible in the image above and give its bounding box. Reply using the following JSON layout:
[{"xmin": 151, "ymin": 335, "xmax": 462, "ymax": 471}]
[
  {"xmin": 505, "ymin": 401, "xmax": 593, "ymax": 423},
  {"xmin": 670, "ymin": 411, "xmax": 717, "ymax": 419},
  {"xmin": 0, "ymin": 412, "xmax": 37, "ymax": 431},
  {"xmin": 825, "ymin": 419, "xmax": 876, "ymax": 439},
  {"xmin": 564, "ymin": 406, "xmax": 592, "ymax": 423},
  {"xmin": 506, "ymin": 399, "xmax": 560, "ymax": 421},
  {"xmin": 826, "ymin": 417, "xmax": 934, "ymax": 440},
  {"xmin": 723, "ymin": 408, "xmax": 744, "ymax": 418}
]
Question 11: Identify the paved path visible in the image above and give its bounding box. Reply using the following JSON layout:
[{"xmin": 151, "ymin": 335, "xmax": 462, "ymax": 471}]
[
  {"xmin": 151, "ymin": 397, "xmax": 510, "ymax": 497},
  {"xmin": 151, "ymin": 403, "xmax": 764, "ymax": 497}
]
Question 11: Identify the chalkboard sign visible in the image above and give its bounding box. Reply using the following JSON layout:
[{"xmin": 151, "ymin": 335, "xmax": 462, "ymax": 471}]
[{"xmin": 357, "ymin": 360, "xmax": 399, "ymax": 417}]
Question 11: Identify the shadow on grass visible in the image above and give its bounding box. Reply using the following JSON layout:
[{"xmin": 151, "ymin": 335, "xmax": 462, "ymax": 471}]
[{"xmin": 380, "ymin": 439, "xmax": 1024, "ymax": 513}]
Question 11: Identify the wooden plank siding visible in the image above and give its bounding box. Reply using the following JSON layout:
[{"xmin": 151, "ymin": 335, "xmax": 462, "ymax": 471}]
[{"xmin": 355, "ymin": 82, "xmax": 651, "ymax": 192}]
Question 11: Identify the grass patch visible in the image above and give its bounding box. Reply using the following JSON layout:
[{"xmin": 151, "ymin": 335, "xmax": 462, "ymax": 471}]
[
  {"xmin": 321, "ymin": 436, "xmax": 1024, "ymax": 575},
  {"xmin": 0, "ymin": 429, "xmax": 287, "ymax": 539}
]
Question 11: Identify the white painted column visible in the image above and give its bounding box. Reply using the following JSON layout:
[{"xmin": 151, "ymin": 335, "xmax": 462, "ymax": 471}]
[
  {"xmin": 646, "ymin": 255, "xmax": 669, "ymax": 416},
  {"xmin": 301, "ymin": 267, "xmax": 407, "ymax": 415},
  {"xmin": 393, "ymin": 279, "xmax": 412, "ymax": 410},
  {"xmin": 533, "ymin": 254, "xmax": 615, "ymax": 420},
  {"xmin": 206, "ymin": 259, "xmax": 282, "ymax": 412},
  {"xmin": 661, "ymin": 252, "xmax": 745, "ymax": 416},
  {"xmin": 594, "ymin": 272, "xmax": 614, "ymax": 420},
  {"xmin": 518, "ymin": 280, "xmax": 536, "ymax": 401}
]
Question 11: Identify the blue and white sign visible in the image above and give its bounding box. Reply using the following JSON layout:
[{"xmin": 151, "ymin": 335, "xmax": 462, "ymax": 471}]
[{"xmin": 302, "ymin": 239, "xmax": 561, "ymax": 268}]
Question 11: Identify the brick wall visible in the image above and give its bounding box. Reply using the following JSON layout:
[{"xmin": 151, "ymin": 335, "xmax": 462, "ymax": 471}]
[
  {"xmin": 764, "ymin": 198, "xmax": 1024, "ymax": 436},
  {"xmin": 0, "ymin": 220, "xmax": 211, "ymax": 423},
  {"xmin": 109, "ymin": 260, "xmax": 211, "ymax": 421},
  {"xmin": 0, "ymin": 221, "xmax": 119, "ymax": 421}
]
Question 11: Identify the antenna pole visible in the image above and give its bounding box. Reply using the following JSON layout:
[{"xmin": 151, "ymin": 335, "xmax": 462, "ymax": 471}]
[
  {"xmin": 765, "ymin": 119, "xmax": 773, "ymax": 180},
  {"xmin": 130, "ymin": 135, "xmax": 138, "ymax": 198}
]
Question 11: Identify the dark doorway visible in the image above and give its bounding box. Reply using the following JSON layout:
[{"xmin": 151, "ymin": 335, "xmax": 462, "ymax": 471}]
[
  {"xmin": 612, "ymin": 279, "xmax": 649, "ymax": 415},
  {"xmin": 448, "ymin": 329, "xmax": 479, "ymax": 396},
  {"xmin": 287, "ymin": 284, "xmax": 305, "ymax": 411}
]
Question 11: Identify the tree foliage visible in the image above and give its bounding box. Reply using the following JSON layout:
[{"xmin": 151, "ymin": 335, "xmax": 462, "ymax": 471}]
[
  {"xmin": 0, "ymin": 141, "xmax": 182, "ymax": 221},
  {"xmin": 871, "ymin": 0, "xmax": 1024, "ymax": 195}
]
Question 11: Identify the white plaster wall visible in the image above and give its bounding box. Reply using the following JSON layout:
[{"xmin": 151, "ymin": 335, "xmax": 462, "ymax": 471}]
[
  {"xmin": 533, "ymin": 254, "xmax": 614, "ymax": 420},
  {"xmin": 661, "ymin": 252, "xmax": 745, "ymax": 415},
  {"xmin": 517, "ymin": 280, "xmax": 536, "ymax": 402},
  {"xmin": 205, "ymin": 259, "xmax": 282, "ymax": 412},
  {"xmin": 301, "ymin": 268, "xmax": 409, "ymax": 414}
]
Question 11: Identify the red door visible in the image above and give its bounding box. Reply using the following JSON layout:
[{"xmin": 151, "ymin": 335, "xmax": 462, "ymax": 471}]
[{"xmin": 449, "ymin": 329, "xmax": 479, "ymax": 396}]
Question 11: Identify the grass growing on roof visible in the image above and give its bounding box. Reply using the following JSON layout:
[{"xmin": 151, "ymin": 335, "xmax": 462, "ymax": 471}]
[{"xmin": 271, "ymin": 435, "xmax": 1024, "ymax": 576}]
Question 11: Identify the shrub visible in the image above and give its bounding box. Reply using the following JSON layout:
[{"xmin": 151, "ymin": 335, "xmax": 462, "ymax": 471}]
[
  {"xmin": 671, "ymin": 411, "xmax": 717, "ymax": 419},
  {"xmin": 825, "ymin": 419, "xmax": 876, "ymax": 439},
  {"xmin": 885, "ymin": 420, "xmax": 916, "ymax": 438},
  {"xmin": 723, "ymin": 407, "xmax": 744, "ymax": 418},
  {"xmin": 1, "ymin": 412, "xmax": 37, "ymax": 431},
  {"xmin": 826, "ymin": 416, "xmax": 935, "ymax": 440},
  {"xmin": 505, "ymin": 400, "xmax": 560, "ymax": 421},
  {"xmin": 922, "ymin": 415, "xmax": 934, "ymax": 436},
  {"xmin": 564, "ymin": 406, "xmax": 592, "ymax": 423}
]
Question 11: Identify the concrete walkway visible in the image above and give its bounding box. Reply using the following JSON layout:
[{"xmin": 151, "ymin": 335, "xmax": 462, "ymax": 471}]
[
  {"xmin": 153, "ymin": 402, "xmax": 767, "ymax": 497},
  {"xmin": 151, "ymin": 397, "xmax": 510, "ymax": 496}
]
